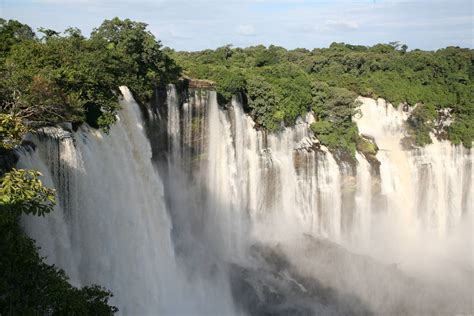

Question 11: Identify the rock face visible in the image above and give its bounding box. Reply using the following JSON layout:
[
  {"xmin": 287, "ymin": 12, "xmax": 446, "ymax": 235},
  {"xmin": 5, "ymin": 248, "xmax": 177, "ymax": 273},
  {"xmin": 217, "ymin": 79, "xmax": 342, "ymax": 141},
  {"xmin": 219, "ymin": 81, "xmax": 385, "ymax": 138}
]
[{"xmin": 181, "ymin": 77, "xmax": 216, "ymax": 89}]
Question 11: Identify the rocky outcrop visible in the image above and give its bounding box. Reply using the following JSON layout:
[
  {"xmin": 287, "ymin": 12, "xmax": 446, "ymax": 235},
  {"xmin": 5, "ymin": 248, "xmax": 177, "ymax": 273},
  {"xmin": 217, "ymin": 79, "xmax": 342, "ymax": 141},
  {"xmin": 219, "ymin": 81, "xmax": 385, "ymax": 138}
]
[
  {"xmin": 356, "ymin": 135, "xmax": 380, "ymax": 174},
  {"xmin": 230, "ymin": 235, "xmax": 466, "ymax": 316},
  {"xmin": 230, "ymin": 242, "xmax": 373, "ymax": 316},
  {"xmin": 181, "ymin": 77, "xmax": 215, "ymax": 89}
]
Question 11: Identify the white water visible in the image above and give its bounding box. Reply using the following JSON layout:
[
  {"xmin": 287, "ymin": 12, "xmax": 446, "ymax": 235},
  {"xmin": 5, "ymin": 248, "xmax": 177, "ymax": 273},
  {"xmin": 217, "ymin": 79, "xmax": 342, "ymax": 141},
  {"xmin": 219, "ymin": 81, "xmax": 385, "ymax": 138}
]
[
  {"xmin": 354, "ymin": 97, "xmax": 473, "ymax": 292},
  {"xmin": 18, "ymin": 86, "xmax": 473, "ymax": 315},
  {"xmin": 19, "ymin": 87, "xmax": 237, "ymax": 316}
]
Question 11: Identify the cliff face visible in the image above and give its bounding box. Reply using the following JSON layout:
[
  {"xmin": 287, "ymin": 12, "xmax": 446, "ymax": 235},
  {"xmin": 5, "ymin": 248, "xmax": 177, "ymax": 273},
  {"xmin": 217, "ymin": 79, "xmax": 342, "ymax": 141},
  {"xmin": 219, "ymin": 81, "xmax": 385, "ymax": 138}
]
[
  {"xmin": 16, "ymin": 85, "xmax": 473, "ymax": 315},
  {"xmin": 183, "ymin": 77, "xmax": 216, "ymax": 89}
]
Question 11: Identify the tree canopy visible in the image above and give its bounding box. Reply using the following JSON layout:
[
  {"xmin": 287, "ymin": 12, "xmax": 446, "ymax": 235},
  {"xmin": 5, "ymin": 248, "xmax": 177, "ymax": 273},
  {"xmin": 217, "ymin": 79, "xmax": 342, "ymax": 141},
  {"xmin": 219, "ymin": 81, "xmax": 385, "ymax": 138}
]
[
  {"xmin": 0, "ymin": 18, "xmax": 181, "ymax": 131},
  {"xmin": 171, "ymin": 43, "xmax": 473, "ymax": 151}
]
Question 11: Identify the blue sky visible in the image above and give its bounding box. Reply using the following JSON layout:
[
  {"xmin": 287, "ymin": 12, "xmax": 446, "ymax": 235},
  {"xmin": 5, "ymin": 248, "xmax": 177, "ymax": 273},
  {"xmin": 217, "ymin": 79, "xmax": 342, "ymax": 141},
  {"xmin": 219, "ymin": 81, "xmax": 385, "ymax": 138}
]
[{"xmin": 1, "ymin": 0, "xmax": 472, "ymax": 51}]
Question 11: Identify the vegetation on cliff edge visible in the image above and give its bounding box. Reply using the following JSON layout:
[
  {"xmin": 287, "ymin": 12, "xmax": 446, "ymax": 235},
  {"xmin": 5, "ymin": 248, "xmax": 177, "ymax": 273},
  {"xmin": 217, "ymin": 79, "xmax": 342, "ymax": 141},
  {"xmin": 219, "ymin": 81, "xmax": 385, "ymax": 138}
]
[
  {"xmin": 171, "ymin": 43, "xmax": 473, "ymax": 151},
  {"xmin": 0, "ymin": 18, "xmax": 181, "ymax": 131}
]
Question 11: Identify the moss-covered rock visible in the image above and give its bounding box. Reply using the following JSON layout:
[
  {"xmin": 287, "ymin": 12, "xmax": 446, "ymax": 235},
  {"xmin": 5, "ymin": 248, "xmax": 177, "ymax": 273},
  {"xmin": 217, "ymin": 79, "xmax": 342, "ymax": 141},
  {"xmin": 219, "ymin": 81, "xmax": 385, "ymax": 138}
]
[
  {"xmin": 356, "ymin": 136, "xmax": 378, "ymax": 156},
  {"xmin": 356, "ymin": 135, "xmax": 380, "ymax": 172}
]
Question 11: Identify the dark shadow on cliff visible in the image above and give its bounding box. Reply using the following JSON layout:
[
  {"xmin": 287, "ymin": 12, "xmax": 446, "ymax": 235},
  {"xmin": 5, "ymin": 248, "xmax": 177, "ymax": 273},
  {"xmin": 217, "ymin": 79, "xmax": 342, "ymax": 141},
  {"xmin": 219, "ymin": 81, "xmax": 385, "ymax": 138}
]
[{"xmin": 230, "ymin": 242, "xmax": 374, "ymax": 316}]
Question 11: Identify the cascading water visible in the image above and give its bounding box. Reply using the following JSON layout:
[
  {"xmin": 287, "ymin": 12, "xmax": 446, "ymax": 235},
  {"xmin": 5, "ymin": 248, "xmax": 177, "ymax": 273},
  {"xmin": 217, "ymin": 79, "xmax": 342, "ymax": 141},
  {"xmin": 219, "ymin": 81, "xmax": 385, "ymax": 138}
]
[
  {"xmin": 161, "ymin": 87, "xmax": 473, "ymax": 314},
  {"xmin": 353, "ymin": 97, "xmax": 473, "ymax": 301},
  {"xmin": 18, "ymin": 85, "xmax": 473, "ymax": 315},
  {"xmin": 18, "ymin": 87, "xmax": 237, "ymax": 316},
  {"xmin": 19, "ymin": 88, "xmax": 177, "ymax": 314}
]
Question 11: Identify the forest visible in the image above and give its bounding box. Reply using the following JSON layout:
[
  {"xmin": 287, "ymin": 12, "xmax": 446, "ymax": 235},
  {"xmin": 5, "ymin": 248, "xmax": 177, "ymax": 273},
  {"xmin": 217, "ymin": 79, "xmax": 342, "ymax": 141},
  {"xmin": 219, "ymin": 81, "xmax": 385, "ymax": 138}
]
[
  {"xmin": 171, "ymin": 43, "xmax": 473, "ymax": 152},
  {"xmin": 0, "ymin": 17, "xmax": 472, "ymax": 315}
]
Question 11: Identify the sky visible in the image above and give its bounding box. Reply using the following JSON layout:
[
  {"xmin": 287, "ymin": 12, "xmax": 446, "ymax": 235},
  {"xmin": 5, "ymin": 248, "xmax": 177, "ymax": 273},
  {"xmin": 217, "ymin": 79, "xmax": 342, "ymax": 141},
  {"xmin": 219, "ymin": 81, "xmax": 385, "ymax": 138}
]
[{"xmin": 1, "ymin": 0, "xmax": 472, "ymax": 51}]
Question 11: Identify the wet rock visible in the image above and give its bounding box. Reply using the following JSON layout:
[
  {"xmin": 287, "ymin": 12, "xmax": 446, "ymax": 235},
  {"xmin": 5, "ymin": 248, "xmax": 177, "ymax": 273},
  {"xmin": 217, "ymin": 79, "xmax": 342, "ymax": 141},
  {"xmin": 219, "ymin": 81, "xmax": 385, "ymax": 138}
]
[{"xmin": 230, "ymin": 242, "xmax": 374, "ymax": 316}]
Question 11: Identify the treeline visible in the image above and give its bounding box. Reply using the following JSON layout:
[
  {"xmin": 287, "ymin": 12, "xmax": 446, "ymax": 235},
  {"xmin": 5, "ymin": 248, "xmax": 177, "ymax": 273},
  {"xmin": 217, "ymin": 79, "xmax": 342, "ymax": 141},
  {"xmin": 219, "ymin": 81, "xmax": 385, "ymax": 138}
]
[
  {"xmin": 170, "ymin": 43, "xmax": 473, "ymax": 150},
  {"xmin": 0, "ymin": 18, "xmax": 181, "ymax": 314},
  {"xmin": 0, "ymin": 18, "xmax": 180, "ymax": 132}
]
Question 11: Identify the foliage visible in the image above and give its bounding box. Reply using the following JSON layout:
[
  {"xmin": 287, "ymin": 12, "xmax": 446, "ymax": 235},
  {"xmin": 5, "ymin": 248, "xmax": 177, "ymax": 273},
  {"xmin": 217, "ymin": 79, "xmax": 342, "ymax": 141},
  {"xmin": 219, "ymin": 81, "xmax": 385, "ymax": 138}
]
[
  {"xmin": 0, "ymin": 219, "xmax": 118, "ymax": 315},
  {"xmin": 0, "ymin": 168, "xmax": 55, "ymax": 220},
  {"xmin": 310, "ymin": 120, "xmax": 359, "ymax": 154},
  {"xmin": 407, "ymin": 103, "xmax": 437, "ymax": 146},
  {"xmin": 217, "ymin": 69, "xmax": 246, "ymax": 104},
  {"xmin": 0, "ymin": 19, "xmax": 35, "ymax": 60},
  {"xmin": 356, "ymin": 136, "xmax": 378, "ymax": 157},
  {"xmin": 172, "ymin": 42, "xmax": 473, "ymax": 151},
  {"xmin": 0, "ymin": 18, "xmax": 181, "ymax": 131},
  {"xmin": 448, "ymin": 113, "xmax": 473, "ymax": 148},
  {"xmin": 2, "ymin": 28, "xmax": 105, "ymax": 128},
  {"xmin": 0, "ymin": 114, "xmax": 28, "ymax": 150},
  {"xmin": 310, "ymin": 82, "xmax": 360, "ymax": 121},
  {"xmin": 246, "ymin": 76, "xmax": 282, "ymax": 131},
  {"xmin": 90, "ymin": 18, "xmax": 181, "ymax": 103},
  {"xmin": 309, "ymin": 81, "xmax": 361, "ymax": 153}
]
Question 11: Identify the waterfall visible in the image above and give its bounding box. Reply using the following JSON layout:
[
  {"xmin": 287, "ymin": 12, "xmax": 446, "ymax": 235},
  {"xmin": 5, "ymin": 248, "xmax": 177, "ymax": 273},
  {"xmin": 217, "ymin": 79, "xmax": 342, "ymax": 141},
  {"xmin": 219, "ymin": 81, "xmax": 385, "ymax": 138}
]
[
  {"xmin": 17, "ymin": 85, "xmax": 473, "ymax": 315},
  {"xmin": 18, "ymin": 87, "xmax": 237, "ymax": 316},
  {"xmin": 354, "ymin": 97, "xmax": 473, "ymax": 291},
  {"xmin": 163, "ymin": 88, "xmax": 473, "ymax": 313},
  {"xmin": 354, "ymin": 153, "xmax": 372, "ymax": 247},
  {"xmin": 355, "ymin": 97, "xmax": 473, "ymax": 236}
]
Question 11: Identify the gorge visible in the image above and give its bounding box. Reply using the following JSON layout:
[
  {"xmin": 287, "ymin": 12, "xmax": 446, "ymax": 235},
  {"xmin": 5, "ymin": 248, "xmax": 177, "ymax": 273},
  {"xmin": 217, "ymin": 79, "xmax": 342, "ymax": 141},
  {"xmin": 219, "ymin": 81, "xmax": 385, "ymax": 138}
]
[
  {"xmin": 1, "ymin": 16, "xmax": 473, "ymax": 316},
  {"xmin": 17, "ymin": 84, "xmax": 473, "ymax": 315}
]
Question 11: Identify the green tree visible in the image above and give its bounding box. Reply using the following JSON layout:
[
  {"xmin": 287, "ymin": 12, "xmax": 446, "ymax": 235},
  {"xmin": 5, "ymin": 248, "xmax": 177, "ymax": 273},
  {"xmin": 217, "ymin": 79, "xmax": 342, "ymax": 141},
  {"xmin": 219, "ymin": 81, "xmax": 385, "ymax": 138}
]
[
  {"xmin": 1, "ymin": 18, "xmax": 181, "ymax": 132},
  {"xmin": 407, "ymin": 103, "xmax": 437, "ymax": 146},
  {"xmin": 0, "ymin": 168, "xmax": 55, "ymax": 220},
  {"xmin": 0, "ymin": 114, "xmax": 28, "ymax": 150},
  {"xmin": 0, "ymin": 19, "xmax": 35, "ymax": 59},
  {"xmin": 310, "ymin": 82, "xmax": 361, "ymax": 154},
  {"xmin": 91, "ymin": 17, "xmax": 181, "ymax": 102},
  {"xmin": 246, "ymin": 76, "xmax": 282, "ymax": 131}
]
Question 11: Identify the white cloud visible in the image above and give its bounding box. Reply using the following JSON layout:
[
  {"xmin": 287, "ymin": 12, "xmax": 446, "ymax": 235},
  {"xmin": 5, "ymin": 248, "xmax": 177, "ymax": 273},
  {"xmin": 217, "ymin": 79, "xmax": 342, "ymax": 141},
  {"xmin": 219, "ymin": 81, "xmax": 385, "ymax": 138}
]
[
  {"xmin": 237, "ymin": 24, "xmax": 256, "ymax": 36},
  {"xmin": 324, "ymin": 20, "xmax": 359, "ymax": 31},
  {"xmin": 154, "ymin": 24, "xmax": 189, "ymax": 40}
]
